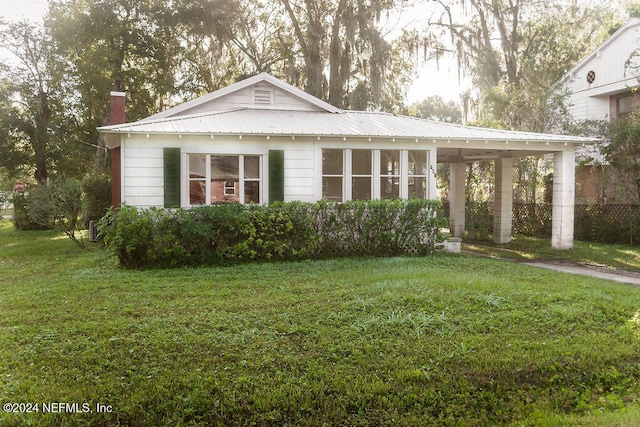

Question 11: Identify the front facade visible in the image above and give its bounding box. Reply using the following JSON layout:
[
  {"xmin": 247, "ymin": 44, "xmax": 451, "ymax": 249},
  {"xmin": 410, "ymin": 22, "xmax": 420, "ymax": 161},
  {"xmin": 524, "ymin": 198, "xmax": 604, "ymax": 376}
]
[{"xmin": 100, "ymin": 73, "xmax": 595, "ymax": 249}]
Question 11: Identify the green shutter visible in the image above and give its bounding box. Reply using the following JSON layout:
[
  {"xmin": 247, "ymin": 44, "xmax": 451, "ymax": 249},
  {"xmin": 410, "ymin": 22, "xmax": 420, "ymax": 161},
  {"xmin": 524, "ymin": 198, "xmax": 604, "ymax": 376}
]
[
  {"xmin": 269, "ymin": 150, "xmax": 285, "ymax": 203},
  {"xmin": 164, "ymin": 148, "xmax": 181, "ymax": 208}
]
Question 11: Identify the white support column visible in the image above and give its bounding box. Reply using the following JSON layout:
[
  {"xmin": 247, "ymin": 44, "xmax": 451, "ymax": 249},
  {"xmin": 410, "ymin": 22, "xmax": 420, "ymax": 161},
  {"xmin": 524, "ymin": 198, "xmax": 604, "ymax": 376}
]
[
  {"xmin": 400, "ymin": 150, "xmax": 409, "ymax": 199},
  {"xmin": 428, "ymin": 149, "xmax": 437, "ymax": 200},
  {"xmin": 552, "ymin": 150, "xmax": 576, "ymax": 250},
  {"xmin": 493, "ymin": 157, "xmax": 514, "ymax": 244},
  {"xmin": 449, "ymin": 162, "xmax": 466, "ymax": 238}
]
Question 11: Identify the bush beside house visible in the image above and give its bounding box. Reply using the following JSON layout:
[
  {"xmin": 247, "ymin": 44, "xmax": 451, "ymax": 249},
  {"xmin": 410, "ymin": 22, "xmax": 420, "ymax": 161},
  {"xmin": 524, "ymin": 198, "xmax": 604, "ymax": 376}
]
[{"xmin": 99, "ymin": 199, "xmax": 444, "ymax": 269}]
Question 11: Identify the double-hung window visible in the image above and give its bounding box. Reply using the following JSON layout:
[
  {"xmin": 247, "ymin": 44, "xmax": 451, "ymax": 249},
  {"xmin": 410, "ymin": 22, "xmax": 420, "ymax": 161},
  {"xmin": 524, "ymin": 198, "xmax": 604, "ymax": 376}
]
[
  {"xmin": 352, "ymin": 150, "xmax": 373, "ymax": 200},
  {"xmin": 380, "ymin": 150, "xmax": 400, "ymax": 199},
  {"xmin": 408, "ymin": 150, "xmax": 429, "ymax": 200},
  {"xmin": 322, "ymin": 149, "xmax": 344, "ymax": 201},
  {"xmin": 188, "ymin": 154, "xmax": 262, "ymax": 205}
]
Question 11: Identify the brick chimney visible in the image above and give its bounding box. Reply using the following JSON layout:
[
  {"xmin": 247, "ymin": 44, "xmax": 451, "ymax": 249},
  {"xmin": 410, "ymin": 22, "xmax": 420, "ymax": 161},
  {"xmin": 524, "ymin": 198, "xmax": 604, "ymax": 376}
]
[
  {"xmin": 109, "ymin": 91, "xmax": 126, "ymax": 125},
  {"xmin": 110, "ymin": 91, "xmax": 126, "ymax": 208}
]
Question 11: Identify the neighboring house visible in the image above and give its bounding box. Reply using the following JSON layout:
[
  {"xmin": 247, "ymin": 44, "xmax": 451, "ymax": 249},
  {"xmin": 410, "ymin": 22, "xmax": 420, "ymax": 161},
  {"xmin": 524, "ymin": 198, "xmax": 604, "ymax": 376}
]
[
  {"xmin": 556, "ymin": 17, "xmax": 640, "ymax": 203},
  {"xmin": 98, "ymin": 72, "xmax": 595, "ymax": 249}
]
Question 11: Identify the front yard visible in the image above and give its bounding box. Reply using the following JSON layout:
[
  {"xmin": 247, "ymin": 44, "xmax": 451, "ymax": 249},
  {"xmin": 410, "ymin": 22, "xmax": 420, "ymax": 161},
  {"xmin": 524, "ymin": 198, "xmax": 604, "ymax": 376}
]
[{"xmin": 2, "ymin": 221, "xmax": 640, "ymax": 425}]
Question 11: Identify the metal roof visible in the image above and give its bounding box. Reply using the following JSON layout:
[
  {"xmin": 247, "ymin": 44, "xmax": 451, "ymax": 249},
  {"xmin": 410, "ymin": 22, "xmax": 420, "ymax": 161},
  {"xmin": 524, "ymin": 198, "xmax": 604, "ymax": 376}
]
[{"xmin": 99, "ymin": 107, "xmax": 596, "ymax": 144}]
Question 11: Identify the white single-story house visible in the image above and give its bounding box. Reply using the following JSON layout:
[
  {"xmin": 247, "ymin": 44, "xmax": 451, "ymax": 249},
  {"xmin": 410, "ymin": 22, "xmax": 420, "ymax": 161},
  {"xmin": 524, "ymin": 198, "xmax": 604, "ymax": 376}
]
[{"xmin": 99, "ymin": 73, "xmax": 596, "ymax": 249}]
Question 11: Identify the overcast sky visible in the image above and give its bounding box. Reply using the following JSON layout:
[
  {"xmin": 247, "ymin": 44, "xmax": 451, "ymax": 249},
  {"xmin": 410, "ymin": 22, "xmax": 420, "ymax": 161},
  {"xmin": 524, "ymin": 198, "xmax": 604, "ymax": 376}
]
[{"xmin": 0, "ymin": 0, "xmax": 47, "ymax": 22}]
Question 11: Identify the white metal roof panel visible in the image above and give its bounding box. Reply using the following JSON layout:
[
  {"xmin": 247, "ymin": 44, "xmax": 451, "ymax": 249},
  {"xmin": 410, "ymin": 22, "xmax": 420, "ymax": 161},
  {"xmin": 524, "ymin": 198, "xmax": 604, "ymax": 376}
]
[{"xmin": 99, "ymin": 108, "xmax": 596, "ymax": 144}]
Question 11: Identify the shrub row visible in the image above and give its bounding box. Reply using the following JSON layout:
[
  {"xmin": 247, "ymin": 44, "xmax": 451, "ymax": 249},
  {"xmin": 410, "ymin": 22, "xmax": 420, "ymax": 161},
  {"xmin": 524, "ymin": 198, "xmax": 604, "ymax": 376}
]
[{"xmin": 98, "ymin": 199, "xmax": 444, "ymax": 269}]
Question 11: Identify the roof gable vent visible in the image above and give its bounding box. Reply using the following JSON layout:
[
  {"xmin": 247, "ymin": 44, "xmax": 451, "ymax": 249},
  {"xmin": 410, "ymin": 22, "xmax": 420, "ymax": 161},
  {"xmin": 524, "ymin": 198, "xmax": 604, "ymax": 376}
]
[{"xmin": 253, "ymin": 87, "xmax": 273, "ymax": 106}]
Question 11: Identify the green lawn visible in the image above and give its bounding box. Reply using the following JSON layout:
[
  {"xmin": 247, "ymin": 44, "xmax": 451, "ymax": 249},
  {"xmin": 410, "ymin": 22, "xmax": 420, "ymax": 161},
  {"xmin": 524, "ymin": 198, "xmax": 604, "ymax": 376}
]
[{"xmin": 2, "ymin": 221, "xmax": 640, "ymax": 425}]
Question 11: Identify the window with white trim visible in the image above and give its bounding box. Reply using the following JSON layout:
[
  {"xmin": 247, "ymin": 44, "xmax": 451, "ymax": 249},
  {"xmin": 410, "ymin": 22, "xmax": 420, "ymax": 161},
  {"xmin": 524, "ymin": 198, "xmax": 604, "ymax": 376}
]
[
  {"xmin": 322, "ymin": 149, "xmax": 344, "ymax": 201},
  {"xmin": 321, "ymin": 149, "xmax": 431, "ymax": 201},
  {"xmin": 408, "ymin": 150, "xmax": 428, "ymax": 199},
  {"xmin": 352, "ymin": 149, "xmax": 373, "ymax": 200},
  {"xmin": 188, "ymin": 154, "xmax": 262, "ymax": 205},
  {"xmin": 380, "ymin": 150, "xmax": 400, "ymax": 199}
]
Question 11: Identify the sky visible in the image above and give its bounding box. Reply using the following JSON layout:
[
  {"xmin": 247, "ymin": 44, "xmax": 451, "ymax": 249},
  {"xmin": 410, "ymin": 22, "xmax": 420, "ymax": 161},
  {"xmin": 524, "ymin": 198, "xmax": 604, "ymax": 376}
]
[
  {"xmin": 0, "ymin": 0, "xmax": 47, "ymax": 21},
  {"xmin": 0, "ymin": 0, "xmax": 491, "ymax": 104}
]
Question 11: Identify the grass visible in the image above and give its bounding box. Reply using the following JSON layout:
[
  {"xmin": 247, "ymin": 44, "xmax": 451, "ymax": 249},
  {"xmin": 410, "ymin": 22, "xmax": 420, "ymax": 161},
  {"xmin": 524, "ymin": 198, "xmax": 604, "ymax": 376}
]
[
  {"xmin": 463, "ymin": 235, "xmax": 640, "ymax": 272},
  {"xmin": 2, "ymin": 221, "xmax": 640, "ymax": 425}
]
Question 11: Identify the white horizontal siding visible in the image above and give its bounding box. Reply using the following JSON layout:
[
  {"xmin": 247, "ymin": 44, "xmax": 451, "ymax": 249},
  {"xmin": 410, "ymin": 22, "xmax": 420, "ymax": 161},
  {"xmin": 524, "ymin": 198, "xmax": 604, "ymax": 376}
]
[
  {"xmin": 122, "ymin": 196, "xmax": 165, "ymax": 209},
  {"xmin": 122, "ymin": 176, "xmax": 164, "ymax": 187},
  {"xmin": 566, "ymin": 92, "xmax": 611, "ymax": 121},
  {"xmin": 124, "ymin": 186, "xmax": 165, "ymax": 197},
  {"xmin": 283, "ymin": 147, "xmax": 315, "ymax": 202},
  {"xmin": 285, "ymin": 167, "xmax": 314, "ymax": 178},
  {"xmin": 170, "ymin": 83, "xmax": 324, "ymax": 116},
  {"xmin": 273, "ymin": 88, "xmax": 321, "ymax": 111},
  {"xmin": 122, "ymin": 142, "xmax": 167, "ymax": 208}
]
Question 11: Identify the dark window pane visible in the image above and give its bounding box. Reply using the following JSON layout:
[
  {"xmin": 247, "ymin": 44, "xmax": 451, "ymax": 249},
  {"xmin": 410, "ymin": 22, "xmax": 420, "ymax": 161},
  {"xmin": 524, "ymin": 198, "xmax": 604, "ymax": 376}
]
[
  {"xmin": 380, "ymin": 150, "xmax": 400, "ymax": 176},
  {"xmin": 323, "ymin": 177, "xmax": 342, "ymax": 201},
  {"xmin": 352, "ymin": 150, "xmax": 372, "ymax": 175},
  {"xmin": 244, "ymin": 156, "xmax": 260, "ymax": 179},
  {"xmin": 189, "ymin": 154, "xmax": 206, "ymax": 178},
  {"xmin": 244, "ymin": 181, "xmax": 260, "ymax": 204},
  {"xmin": 322, "ymin": 149, "xmax": 343, "ymax": 175},
  {"xmin": 380, "ymin": 177, "xmax": 399, "ymax": 199},
  {"xmin": 408, "ymin": 151, "xmax": 428, "ymax": 175},
  {"xmin": 211, "ymin": 156, "xmax": 239, "ymax": 180},
  {"xmin": 408, "ymin": 177, "xmax": 427, "ymax": 199},
  {"xmin": 352, "ymin": 177, "xmax": 371, "ymax": 200}
]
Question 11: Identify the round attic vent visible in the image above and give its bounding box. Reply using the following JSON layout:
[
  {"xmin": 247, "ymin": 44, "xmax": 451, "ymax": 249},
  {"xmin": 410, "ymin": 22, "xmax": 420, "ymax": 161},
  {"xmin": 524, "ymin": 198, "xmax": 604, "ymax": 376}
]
[{"xmin": 586, "ymin": 70, "xmax": 596, "ymax": 84}]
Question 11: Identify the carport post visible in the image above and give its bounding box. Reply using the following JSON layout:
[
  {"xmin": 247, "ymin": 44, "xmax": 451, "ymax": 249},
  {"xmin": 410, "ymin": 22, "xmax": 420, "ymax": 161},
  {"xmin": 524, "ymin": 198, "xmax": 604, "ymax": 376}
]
[
  {"xmin": 552, "ymin": 150, "xmax": 575, "ymax": 250},
  {"xmin": 494, "ymin": 157, "xmax": 513, "ymax": 244},
  {"xmin": 449, "ymin": 162, "xmax": 466, "ymax": 238}
]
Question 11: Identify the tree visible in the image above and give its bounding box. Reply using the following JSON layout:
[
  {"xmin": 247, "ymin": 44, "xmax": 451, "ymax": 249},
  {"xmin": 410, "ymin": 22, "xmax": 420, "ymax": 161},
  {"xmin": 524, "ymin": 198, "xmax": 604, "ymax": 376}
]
[
  {"xmin": 0, "ymin": 20, "xmax": 89, "ymax": 185},
  {"xmin": 407, "ymin": 95, "xmax": 462, "ymax": 123},
  {"xmin": 603, "ymin": 109, "xmax": 640, "ymax": 202},
  {"xmin": 49, "ymin": 0, "xmax": 183, "ymax": 171},
  {"xmin": 279, "ymin": 0, "xmax": 414, "ymax": 110},
  {"xmin": 423, "ymin": 0, "xmax": 624, "ymax": 203},
  {"xmin": 427, "ymin": 0, "xmax": 623, "ymax": 131}
]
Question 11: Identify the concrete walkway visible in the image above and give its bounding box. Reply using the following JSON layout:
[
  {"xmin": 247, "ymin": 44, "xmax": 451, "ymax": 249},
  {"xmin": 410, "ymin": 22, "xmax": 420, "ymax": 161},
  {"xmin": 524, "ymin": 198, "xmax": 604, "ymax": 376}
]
[
  {"xmin": 521, "ymin": 261, "xmax": 640, "ymax": 287},
  {"xmin": 460, "ymin": 249, "xmax": 640, "ymax": 287}
]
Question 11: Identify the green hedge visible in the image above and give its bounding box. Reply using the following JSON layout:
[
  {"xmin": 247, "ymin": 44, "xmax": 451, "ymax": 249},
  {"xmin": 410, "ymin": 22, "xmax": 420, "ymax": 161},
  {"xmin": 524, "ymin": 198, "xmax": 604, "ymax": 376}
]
[{"xmin": 99, "ymin": 199, "xmax": 444, "ymax": 269}]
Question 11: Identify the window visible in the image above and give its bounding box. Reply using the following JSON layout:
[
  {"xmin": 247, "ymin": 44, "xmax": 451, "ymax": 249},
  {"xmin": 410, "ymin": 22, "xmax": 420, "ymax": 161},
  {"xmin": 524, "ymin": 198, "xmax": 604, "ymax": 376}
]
[
  {"xmin": 211, "ymin": 156, "xmax": 239, "ymax": 202},
  {"xmin": 189, "ymin": 154, "xmax": 206, "ymax": 205},
  {"xmin": 321, "ymin": 148, "xmax": 431, "ymax": 201},
  {"xmin": 322, "ymin": 149, "xmax": 343, "ymax": 201},
  {"xmin": 224, "ymin": 181, "xmax": 236, "ymax": 196},
  {"xmin": 244, "ymin": 155, "xmax": 261, "ymax": 204},
  {"xmin": 618, "ymin": 93, "xmax": 635, "ymax": 118},
  {"xmin": 408, "ymin": 150, "xmax": 429, "ymax": 199},
  {"xmin": 352, "ymin": 149, "xmax": 372, "ymax": 200},
  {"xmin": 188, "ymin": 154, "xmax": 262, "ymax": 205},
  {"xmin": 380, "ymin": 150, "xmax": 400, "ymax": 199}
]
